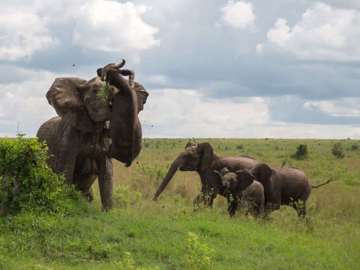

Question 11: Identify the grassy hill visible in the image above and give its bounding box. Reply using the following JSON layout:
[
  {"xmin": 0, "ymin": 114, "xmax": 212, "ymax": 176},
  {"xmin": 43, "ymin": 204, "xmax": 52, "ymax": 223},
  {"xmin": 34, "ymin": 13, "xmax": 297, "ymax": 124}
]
[{"xmin": 1, "ymin": 138, "xmax": 360, "ymax": 269}]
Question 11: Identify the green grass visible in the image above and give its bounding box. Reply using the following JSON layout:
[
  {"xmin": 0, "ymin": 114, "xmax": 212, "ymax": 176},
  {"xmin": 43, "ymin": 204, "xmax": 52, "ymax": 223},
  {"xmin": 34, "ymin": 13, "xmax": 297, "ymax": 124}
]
[{"xmin": 1, "ymin": 138, "xmax": 360, "ymax": 269}]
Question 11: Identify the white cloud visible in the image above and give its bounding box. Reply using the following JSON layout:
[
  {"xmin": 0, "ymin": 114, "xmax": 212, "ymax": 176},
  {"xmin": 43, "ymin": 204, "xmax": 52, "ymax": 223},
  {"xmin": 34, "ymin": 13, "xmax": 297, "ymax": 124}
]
[
  {"xmin": 255, "ymin": 43, "xmax": 264, "ymax": 54},
  {"xmin": 146, "ymin": 74, "xmax": 169, "ymax": 86},
  {"xmin": 0, "ymin": 8, "xmax": 55, "ymax": 60},
  {"xmin": 266, "ymin": 18, "xmax": 290, "ymax": 47},
  {"xmin": 139, "ymin": 89, "xmax": 360, "ymax": 139},
  {"xmin": 73, "ymin": 0, "xmax": 160, "ymax": 52},
  {"xmin": 0, "ymin": 68, "xmax": 56, "ymax": 135},
  {"xmin": 304, "ymin": 98, "xmax": 360, "ymax": 117},
  {"xmin": 140, "ymin": 89, "xmax": 269, "ymax": 137},
  {"xmin": 0, "ymin": 65, "xmax": 95, "ymax": 136},
  {"xmin": 1, "ymin": 79, "xmax": 360, "ymax": 139},
  {"xmin": 221, "ymin": 1, "xmax": 255, "ymax": 29},
  {"xmin": 263, "ymin": 3, "xmax": 360, "ymax": 61}
]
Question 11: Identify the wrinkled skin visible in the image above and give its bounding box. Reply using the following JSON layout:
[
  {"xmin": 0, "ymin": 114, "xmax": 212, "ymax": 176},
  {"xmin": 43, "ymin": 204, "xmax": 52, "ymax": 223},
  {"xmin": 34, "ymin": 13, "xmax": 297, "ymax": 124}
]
[
  {"xmin": 250, "ymin": 163, "xmax": 331, "ymax": 217},
  {"xmin": 153, "ymin": 142, "xmax": 259, "ymax": 208},
  {"xmin": 37, "ymin": 61, "xmax": 148, "ymax": 210},
  {"xmin": 214, "ymin": 168, "xmax": 264, "ymax": 217}
]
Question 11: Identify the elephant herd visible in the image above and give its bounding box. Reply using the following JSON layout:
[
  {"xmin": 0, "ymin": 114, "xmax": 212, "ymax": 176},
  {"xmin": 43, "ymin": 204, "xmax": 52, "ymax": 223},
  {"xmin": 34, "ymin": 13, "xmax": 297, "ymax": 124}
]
[
  {"xmin": 153, "ymin": 142, "xmax": 331, "ymax": 217},
  {"xmin": 37, "ymin": 61, "xmax": 330, "ymax": 217}
]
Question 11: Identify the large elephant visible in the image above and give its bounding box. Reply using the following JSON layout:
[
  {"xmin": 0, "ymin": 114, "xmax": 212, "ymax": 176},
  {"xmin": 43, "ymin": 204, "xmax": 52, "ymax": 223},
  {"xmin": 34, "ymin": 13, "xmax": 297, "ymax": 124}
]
[
  {"xmin": 214, "ymin": 168, "xmax": 264, "ymax": 217},
  {"xmin": 37, "ymin": 60, "xmax": 148, "ymax": 210},
  {"xmin": 153, "ymin": 142, "xmax": 259, "ymax": 207},
  {"xmin": 251, "ymin": 163, "xmax": 331, "ymax": 217}
]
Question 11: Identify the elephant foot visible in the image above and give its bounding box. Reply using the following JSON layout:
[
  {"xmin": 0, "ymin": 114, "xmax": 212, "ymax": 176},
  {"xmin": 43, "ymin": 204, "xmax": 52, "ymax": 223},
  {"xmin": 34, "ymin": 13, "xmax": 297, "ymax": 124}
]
[
  {"xmin": 101, "ymin": 204, "xmax": 112, "ymax": 212},
  {"xmin": 101, "ymin": 198, "xmax": 113, "ymax": 211},
  {"xmin": 81, "ymin": 189, "xmax": 94, "ymax": 202}
]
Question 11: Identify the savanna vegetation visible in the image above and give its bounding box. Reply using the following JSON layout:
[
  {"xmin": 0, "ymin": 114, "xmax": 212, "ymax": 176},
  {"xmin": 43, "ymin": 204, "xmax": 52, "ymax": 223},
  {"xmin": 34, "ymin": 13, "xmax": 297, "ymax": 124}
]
[{"xmin": 1, "ymin": 137, "xmax": 360, "ymax": 269}]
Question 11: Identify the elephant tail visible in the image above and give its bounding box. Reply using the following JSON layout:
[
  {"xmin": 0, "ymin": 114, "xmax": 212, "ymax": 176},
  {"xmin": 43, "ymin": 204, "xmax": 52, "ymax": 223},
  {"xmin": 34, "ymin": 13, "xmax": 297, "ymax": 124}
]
[{"xmin": 311, "ymin": 178, "xmax": 332, "ymax": 189}]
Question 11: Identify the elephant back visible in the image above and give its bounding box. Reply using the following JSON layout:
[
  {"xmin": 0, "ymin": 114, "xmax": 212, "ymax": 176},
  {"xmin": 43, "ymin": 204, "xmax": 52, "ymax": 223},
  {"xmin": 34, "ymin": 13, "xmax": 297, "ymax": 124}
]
[{"xmin": 46, "ymin": 77, "xmax": 87, "ymax": 116}]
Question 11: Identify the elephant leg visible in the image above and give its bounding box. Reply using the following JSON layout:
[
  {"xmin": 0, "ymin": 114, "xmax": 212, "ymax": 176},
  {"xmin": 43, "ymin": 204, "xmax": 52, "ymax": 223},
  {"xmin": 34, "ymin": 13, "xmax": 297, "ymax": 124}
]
[
  {"xmin": 75, "ymin": 174, "xmax": 97, "ymax": 202},
  {"xmin": 193, "ymin": 188, "xmax": 217, "ymax": 210},
  {"xmin": 227, "ymin": 196, "xmax": 238, "ymax": 217},
  {"xmin": 192, "ymin": 191, "xmax": 217, "ymax": 211},
  {"xmin": 57, "ymin": 122, "xmax": 80, "ymax": 184},
  {"xmin": 98, "ymin": 156, "xmax": 113, "ymax": 211},
  {"xmin": 248, "ymin": 200, "xmax": 261, "ymax": 218},
  {"xmin": 205, "ymin": 191, "xmax": 217, "ymax": 208},
  {"xmin": 292, "ymin": 200, "xmax": 306, "ymax": 218},
  {"xmin": 201, "ymin": 186, "xmax": 217, "ymax": 208},
  {"xmin": 193, "ymin": 193, "xmax": 204, "ymax": 210}
]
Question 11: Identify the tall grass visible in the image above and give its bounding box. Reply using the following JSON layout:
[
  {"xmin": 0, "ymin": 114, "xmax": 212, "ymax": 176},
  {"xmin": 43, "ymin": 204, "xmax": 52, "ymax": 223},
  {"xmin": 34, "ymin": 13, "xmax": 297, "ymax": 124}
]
[{"xmin": 1, "ymin": 138, "xmax": 360, "ymax": 269}]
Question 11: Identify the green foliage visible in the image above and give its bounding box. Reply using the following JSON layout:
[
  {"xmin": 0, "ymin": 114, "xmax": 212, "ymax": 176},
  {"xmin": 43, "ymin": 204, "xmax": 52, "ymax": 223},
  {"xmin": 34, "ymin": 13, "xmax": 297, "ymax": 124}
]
[
  {"xmin": 184, "ymin": 232, "xmax": 214, "ymax": 270},
  {"xmin": 292, "ymin": 144, "xmax": 308, "ymax": 160},
  {"xmin": 0, "ymin": 138, "xmax": 360, "ymax": 269},
  {"xmin": 332, "ymin": 142, "xmax": 345, "ymax": 159},
  {"xmin": 114, "ymin": 252, "xmax": 160, "ymax": 270},
  {"xmin": 236, "ymin": 144, "xmax": 244, "ymax": 150},
  {"xmin": 97, "ymin": 83, "xmax": 111, "ymax": 102},
  {"xmin": 0, "ymin": 136, "xmax": 80, "ymax": 215},
  {"xmin": 351, "ymin": 144, "xmax": 359, "ymax": 151},
  {"xmin": 113, "ymin": 185, "xmax": 142, "ymax": 208},
  {"xmin": 0, "ymin": 254, "xmax": 10, "ymax": 270}
]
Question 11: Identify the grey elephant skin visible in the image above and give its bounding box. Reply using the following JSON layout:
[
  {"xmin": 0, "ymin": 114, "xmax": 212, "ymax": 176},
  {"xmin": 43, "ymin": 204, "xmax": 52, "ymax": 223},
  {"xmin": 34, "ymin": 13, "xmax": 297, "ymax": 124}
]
[
  {"xmin": 153, "ymin": 142, "xmax": 259, "ymax": 207},
  {"xmin": 37, "ymin": 62, "xmax": 148, "ymax": 210},
  {"xmin": 251, "ymin": 163, "xmax": 330, "ymax": 217},
  {"xmin": 153, "ymin": 142, "xmax": 330, "ymax": 217},
  {"xmin": 214, "ymin": 169, "xmax": 264, "ymax": 217}
]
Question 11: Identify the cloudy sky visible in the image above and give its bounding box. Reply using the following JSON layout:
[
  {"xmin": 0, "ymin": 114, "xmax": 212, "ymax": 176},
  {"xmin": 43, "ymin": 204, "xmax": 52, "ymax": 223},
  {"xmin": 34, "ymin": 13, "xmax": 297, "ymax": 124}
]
[{"xmin": 0, "ymin": 0, "xmax": 360, "ymax": 138}]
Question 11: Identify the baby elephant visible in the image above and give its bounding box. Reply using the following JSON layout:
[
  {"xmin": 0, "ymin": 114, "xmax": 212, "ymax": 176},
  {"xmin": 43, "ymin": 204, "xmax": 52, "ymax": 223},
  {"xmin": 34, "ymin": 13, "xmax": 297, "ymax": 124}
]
[{"xmin": 215, "ymin": 168, "xmax": 264, "ymax": 217}]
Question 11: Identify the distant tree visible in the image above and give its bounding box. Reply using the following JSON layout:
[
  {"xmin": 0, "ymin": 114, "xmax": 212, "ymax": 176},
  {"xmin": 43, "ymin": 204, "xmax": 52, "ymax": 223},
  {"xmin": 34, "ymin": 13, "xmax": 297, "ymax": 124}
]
[
  {"xmin": 351, "ymin": 144, "xmax": 359, "ymax": 151},
  {"xmin": 292, "ymin": 144, "xmax": 308, "ymax": 160},
  {"xmin": 332, "ymin": 143, "xmax": 345, "ymax": 159},
  {"xmin": 236, "ymin": 144, "xmax": 244, "ymax": 150}
]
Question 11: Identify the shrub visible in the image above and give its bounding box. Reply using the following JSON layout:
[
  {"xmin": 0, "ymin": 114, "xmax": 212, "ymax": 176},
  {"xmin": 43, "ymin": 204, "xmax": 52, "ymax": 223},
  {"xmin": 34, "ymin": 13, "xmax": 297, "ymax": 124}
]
[
  {"xmin": 236, "ymin": 144, "xmax": 244, "ymax": 150},
  {"xmin": 351, "ymin": 144, "xmax": 359, "ymax": 151},
  {"xmin": 114, "ymin": 252, "xmax": 160, "ymax": 270},
  {"xmin": 0, "ymin": 136, "xmax": 79, "ymax": 215},
  {"xmin": 113, "ymin": 185, "xmax": 142, "ymax": 208},
  {"xmin": 292, "ymin": 144, "xmax": 308, "ymax": 160},
  {"xmin": 184, "ymin": 232, "xmax": 214, "ymax": 270},
  {"xmin": 332, "ymin": 143, "xmax": 345, "ymax": 159}
]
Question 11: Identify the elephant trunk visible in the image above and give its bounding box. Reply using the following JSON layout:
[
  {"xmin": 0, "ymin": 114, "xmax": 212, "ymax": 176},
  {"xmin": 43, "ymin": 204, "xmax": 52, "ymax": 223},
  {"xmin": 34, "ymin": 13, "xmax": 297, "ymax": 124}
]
[{"xmin": 153, "ymin": 155, "xmax": 184, "ymax": 200}]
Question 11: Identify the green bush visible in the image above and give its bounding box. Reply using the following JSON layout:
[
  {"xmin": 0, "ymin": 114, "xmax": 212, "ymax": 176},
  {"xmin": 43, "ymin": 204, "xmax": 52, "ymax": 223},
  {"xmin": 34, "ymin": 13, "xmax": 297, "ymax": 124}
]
[
  {"xmin": 114, "ymin": 252, "xmax": 160, "ymax": 270},
  {"xmin": 236, "ymin": 144, "xmax": 244, "ymax": 150},
  {"xmin": 113, "ymin": 185, "xmax": 142, "ymax": 208},
  {"xmin": 184, "ymin": 232, "xmax": 214, "ymax": 270},
  {"xmin": 292, "ymin": 144, "xmax": 308, "ymax": 160},
  {"xmin": 0, "ymin": 136, "xmax": 79, "ymax": 215},
  {"xmin": 332, "ymin": 143, "xmax": 345, "ymax": 159},
  {"xmin": 351, "ymin": 144, "xmax": 359, "ymax": 151}
]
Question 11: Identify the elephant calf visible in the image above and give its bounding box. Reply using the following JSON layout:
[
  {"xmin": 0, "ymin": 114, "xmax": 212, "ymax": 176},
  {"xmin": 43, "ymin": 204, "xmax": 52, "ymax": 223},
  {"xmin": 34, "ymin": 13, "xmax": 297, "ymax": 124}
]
[
  {"xmin": 251, "ymin": 163, "xmax": 331, "ymax": 217},
  {"xmin": 215, "ymin": 168, "xmax": 264, "ymax": 217}
]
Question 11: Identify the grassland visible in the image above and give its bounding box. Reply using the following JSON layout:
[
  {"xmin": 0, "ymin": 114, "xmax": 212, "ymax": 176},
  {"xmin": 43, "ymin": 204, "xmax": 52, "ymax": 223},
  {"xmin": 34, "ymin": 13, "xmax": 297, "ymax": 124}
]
[{"xmin": 1, "ymin": 138, "xmax": 360, "ymax": 269}]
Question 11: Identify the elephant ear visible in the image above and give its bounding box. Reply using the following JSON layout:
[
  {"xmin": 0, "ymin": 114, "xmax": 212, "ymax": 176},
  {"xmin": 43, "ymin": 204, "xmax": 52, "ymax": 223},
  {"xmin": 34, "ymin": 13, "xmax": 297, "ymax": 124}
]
[
  {"xmin": 251, "ymin": 163, "xmax": 273, "ymax": 204},
  {"xmin": 235, "ymin": 170, "xmax": 255, "ymax": 191},
  {"xmin": 46, "ymin": 77, "xmax": 87, "ymax": 116},
  {"xmin": 197, "ymin": 143, "xmax": 214, "ymax": 172},
  {"xmin": 132, "ymin": 81, "xmax": 149, "ymax": 112},
  {"xmin": 46, "ymin": 77, "xmax": 94, "ymax": 133}
]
